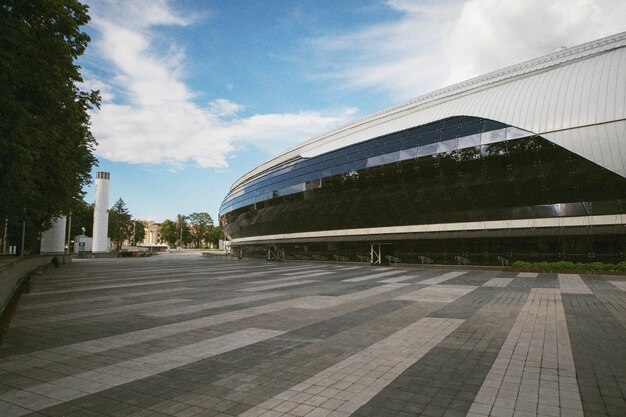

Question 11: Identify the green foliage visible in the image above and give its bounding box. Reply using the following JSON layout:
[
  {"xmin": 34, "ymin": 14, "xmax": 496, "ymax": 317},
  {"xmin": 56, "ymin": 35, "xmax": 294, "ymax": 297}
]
[
  {"xmin": 158, "ymin": 219, "xmax": 177, "ymax": 247},
  {"xmin": 108, "ymin": 198, "xmax": 132, "ymax": 252},
  {"xmin": 175, "ymin": 214, "xmax": 191, "ymax": 247},
  {"xmin": 511, "ymin": 261, "xmax": 531, "ymax": 269},
  {"xmin": 132, "ymin": 220, "xmax": 146, "ymax": 245},
  {"xmin": 512, "ymin": 260, "xmax": 626, "ymax": 272},
  {"xmin": 159, "ymin": 213, "xmax": 222, "ymax": 248},
  {"xmin": 187, "ymin": 212, "xmax": 213, "ymax": 248},
  {"xmin": 205, "ymin": 226, "xmax": 224, "ymax": 247},
  {"xmin": 0, "ymin": 0, "xmax": 100, "ymax": 253},
  {"xmin": 68, "ymin": 199, "xmax": 93, "ymax": 239}
]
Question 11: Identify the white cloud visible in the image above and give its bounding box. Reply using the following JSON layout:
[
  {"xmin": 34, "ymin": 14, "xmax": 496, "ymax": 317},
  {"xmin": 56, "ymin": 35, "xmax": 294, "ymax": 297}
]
[
  {"xmin": 84, "ymin": 1, "xmax": 350, "ymax": 170},
  {"xmin": 90, "ymin": 0, "xmax": 192, "ymax": 29},
  {"xmin": 311, "ymin": 0, "xmax": 626, "ymax": 99},
  {"xmin": 309, "ymin": 1, "xmax": 460, "ymax": 98},
  {"xmin": 443, "ymin": 0, "xmax": 626, "ymax": 84},
  {"xmin": 79, "ymin": 74, "xmax": 115, "ymax": 102},
  {"xmin": 227, "ymin": 108, "xmax": 358, "ymax": 154},
  {"xmin": 208, "ymin": 99, "xmax": 244, "ymax": 117},
  {"xmin": 85, "ymin": 0, "xmax": 626, "ymax": 171}
]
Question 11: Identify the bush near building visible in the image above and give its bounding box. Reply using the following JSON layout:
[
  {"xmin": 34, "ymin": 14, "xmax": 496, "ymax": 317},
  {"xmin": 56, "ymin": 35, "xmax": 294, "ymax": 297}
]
[{"xmin": 512, "ymin": 260, "xmax": 626, "ymax": 272}]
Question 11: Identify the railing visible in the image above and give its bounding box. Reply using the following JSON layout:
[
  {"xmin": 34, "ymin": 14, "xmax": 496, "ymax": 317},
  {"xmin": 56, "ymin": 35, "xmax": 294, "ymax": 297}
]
[
  {"xmin": 1, "ymin": 255, "xmax": 70, "ymax": 319},
  {"xmin": 294, "ymin": 254, "xmax": 310, "ymax": 260},
  {"xmin": 333, "ymin": 255, "xmax": 349, "ymax": 262},
  {"xmin": 455, "ymin": 256, "xmax": 470, "ymax": 265},
  {"xmin": 385, "ymin": 255, "xmax": 402, "ymax": 266},
  {"xmin": 356, "ymin": 254, "xmax": 370, "ymax": 262},
  {"xmin": 497, "ymin": 256, "xmax": 509, "ymax": 267},
  {"xmin": 418, "ymin": 255, "xmax": 433, "ymax": 264},
  {"xmin": 201, "ymin": 252, "xmax": 236, "ymax": 261}
]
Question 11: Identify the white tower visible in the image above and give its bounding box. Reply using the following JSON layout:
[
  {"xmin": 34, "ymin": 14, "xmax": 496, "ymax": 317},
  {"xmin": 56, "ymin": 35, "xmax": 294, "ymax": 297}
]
[
  {"xmin": 40, "ymin": 216, "xmax": 67, "ymax": 254},
  {"xmin": 92, "ymin": 171, "xmax": 110, "ymax": 253}
]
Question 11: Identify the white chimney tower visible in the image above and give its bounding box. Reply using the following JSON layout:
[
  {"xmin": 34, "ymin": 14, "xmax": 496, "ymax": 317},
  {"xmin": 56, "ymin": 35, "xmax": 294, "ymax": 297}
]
[{"xmin": 92, "ymin": 171, "xmax": 110, "ymax": 253}]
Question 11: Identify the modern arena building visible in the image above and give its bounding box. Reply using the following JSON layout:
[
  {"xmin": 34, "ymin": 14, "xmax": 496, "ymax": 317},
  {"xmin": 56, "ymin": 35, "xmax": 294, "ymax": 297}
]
[{"xmin": 219, "ymin": 32, "xmax": 626, "ymax": 265}]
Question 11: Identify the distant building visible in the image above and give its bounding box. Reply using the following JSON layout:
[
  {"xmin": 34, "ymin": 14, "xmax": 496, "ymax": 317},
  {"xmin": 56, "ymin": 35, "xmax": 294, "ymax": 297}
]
[
  {"xmin": 142, "ymin": 220, "xmax": 161, "ymax": 246},
  {"xmin": 220, "ymin": 33, "xmax": 626, "ymax": 265},
  {"xmin": 74, "ymin": 235, "xmax": 93, "ymax": 255},
  {"xmin": 120, "ymin": 220, "xmax": 167, "ymax": 251}
]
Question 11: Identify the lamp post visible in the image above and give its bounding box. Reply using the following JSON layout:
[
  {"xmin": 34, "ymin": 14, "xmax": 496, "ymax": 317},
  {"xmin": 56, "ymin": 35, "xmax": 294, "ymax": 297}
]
[
  {"xmin": 20, "ymin": 219, "xmax": 25, "ymax": 256},
  {"xmin": 66, "ymin": 211, "xmax": 72, "ymax": 253}
]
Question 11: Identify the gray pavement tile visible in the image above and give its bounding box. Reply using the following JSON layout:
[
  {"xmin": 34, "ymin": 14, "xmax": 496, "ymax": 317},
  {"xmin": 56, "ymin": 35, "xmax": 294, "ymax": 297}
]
[
  {"xmin": 0, "ymin": 399, "xmax": 31, "ymax": 417},
  {"xmin": 0, "ymin": 256, "xmax": 624, "ymax": 416}
]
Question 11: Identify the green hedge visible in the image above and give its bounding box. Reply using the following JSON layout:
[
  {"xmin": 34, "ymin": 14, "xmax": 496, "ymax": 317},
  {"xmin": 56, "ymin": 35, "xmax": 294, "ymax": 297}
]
[{"xmin": 511, "ymin": 260, "xmax": 626, "ymax": 272}]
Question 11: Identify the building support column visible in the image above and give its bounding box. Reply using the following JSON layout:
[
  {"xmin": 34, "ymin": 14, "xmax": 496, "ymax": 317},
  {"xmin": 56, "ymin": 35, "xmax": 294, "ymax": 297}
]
[{"xmin": 370, "ymin": 243, "xmax": 382, "ymax": 265}]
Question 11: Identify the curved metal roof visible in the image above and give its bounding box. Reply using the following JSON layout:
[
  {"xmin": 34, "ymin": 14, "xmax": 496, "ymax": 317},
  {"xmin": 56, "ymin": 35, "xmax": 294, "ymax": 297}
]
[{"xmin": 232, "ymin": 32, "xmax": 626, "ymax": 190}]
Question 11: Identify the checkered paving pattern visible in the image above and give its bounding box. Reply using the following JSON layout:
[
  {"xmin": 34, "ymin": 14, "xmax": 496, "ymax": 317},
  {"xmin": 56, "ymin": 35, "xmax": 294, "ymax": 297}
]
[{"xmin": 0, "ymin": 253, "xmax": 625, "ymax": 417}]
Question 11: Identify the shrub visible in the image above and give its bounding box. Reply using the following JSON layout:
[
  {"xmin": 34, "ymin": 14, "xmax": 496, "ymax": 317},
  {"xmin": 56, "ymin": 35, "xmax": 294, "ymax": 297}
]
[
  {"xmin": 511, "ymin": 260, "xmax": 531, "ymax": 269},
  {"xmin": 511, "ymin": 260, "xmax": 625, "ymax": 272}
]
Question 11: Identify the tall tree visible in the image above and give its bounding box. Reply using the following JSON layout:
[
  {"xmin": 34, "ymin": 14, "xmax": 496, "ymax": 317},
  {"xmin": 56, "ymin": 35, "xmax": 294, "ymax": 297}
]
[
  {"xmin": 0, "ymin": 0, "xmax": 100, "ymax": 254},
  {"xmin": 131, "ymin": 220, "xmax": 146, "ymax": 246},
  {"xmin": 206, "ymin": 226, "xmax": 224, "ymax": 248},
  {"xmin": 108, "ymin": 198, "xmax": 131, "ymax": 252},
  {"xmin": 175, "ymin": 214, "xmax": 190, "ymax": 247},
  {"xmin": 158, "ymin": 219, "xmax": 177, "ymax": 247},
  {"xmin": 68, "ymin": 198, "xmax": 93, "ymax": 239},
  {"xmin": 188, "ymin": 212, "xmax": 213, "ymax": 248}
]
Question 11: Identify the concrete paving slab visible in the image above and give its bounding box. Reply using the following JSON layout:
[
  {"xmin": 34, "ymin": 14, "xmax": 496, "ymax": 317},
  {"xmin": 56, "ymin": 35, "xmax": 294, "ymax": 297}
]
[{"xmin": 0, "ymin": 253, "xmax": 624, "ymax": 416}]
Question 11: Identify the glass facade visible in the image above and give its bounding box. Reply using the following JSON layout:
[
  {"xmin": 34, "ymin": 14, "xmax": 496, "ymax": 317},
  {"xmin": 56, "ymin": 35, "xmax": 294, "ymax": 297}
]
[{"xmin": 220, "ymin": 116, "xmax": 626, "ymax": 263}]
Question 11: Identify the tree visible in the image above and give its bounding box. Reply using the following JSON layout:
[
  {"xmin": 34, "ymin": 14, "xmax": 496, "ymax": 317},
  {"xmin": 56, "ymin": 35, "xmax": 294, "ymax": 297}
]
[
  {"xmin": 68, "ymin": 198, "xmax": 93, "ymax": 248},
  {"xmin": 108, "ymin": 198, "xmax": 132, "ymax": 251},
  {"xmin": 205, "ymin": 226, "xmax": 224, "ymax": 248},
  {"xmin": 175, "ymin": 214, "xmax": 190, "ymax": 247},
  {"xmin": 158, "ymin": 219, "xmax": 177, "ymax": 247},
  {"xmin": 131, "ymin": 220, "xmax": 146, "ymax": 246},
  {"xmin": 187, "ymin": 212, "xmax": 213, "ymax": 248},
  {"xmin": 0, "ymin": 1, "xmax": 100, "ymax": 254}
]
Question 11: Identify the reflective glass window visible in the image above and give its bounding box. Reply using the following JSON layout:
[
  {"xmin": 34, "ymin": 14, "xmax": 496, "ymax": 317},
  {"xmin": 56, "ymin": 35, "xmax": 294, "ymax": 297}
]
[
  {"xmin": 280, "ymin": 183, "xmax": 304, "ymax": 196},
  {"xmin": 345, "ymin": 158, "xmax": 367, "ymax": 172},
  {"xmin": 455, "ymin": 121, "xmax": 484, "ymax": 137},
  {"xmin": 416, "ymin": 143, "xmax": 437, "ymax": 157},
  {"xmin": 366, "ymin": 151, "xmax": 400, "ymax": 168},
  {"xmin": 482, "ymin": 119, "xmax": 506, "ymax": 132},
  {"xmin": 402, "ymin": 136, "xmax": 420, "ymax": 149},
  {"xmin": 372, "ymin": 139, "xmax": 403, "ymax": 155},
  {"xmin": 506, "ymin": 126, "xmax": 532, "ymax": 140},
  {"xmin": 436, "ymin": 138, "xmax": 458, "ymax": 154},
  {"xmin": 322, "ymin": 164, "xmax": 345, "ymax": 177},
  {"xmin": 481, "ymin": 128, "xmax": 506, "ymax": 145},
  {"xmin": 457, "ymin": 133, "xmax": 481, "ymax": 149},
  {"xmin": 399, "ymin": 147, "xmax": 418, "ymax": 161},
  {"xmin": 220, "ymin": 117, "xmax": 566, "ymax": 219},
  {"xmin": 305, "ymin": 178, "xmax": 321, "ymax": 190},
  {"xmin": 439, "ymin": 128, "xmax": 459, "ymax": 141},
  {"xmin": 420, "ymin": 131, "xmax": 439, "ymax": 145}
]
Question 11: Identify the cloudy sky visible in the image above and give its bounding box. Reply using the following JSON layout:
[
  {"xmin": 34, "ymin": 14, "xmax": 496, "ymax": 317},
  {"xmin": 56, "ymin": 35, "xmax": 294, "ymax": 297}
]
[{"xmin": 80, "ymin": 0, "xmax": 626, "ymax": 223}]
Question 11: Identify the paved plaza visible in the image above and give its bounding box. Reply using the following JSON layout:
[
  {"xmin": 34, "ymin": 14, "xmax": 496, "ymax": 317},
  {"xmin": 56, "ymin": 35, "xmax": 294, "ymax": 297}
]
[{"xmin": 1, "ymin": 253, "xmax": 625, "ymax": 417}]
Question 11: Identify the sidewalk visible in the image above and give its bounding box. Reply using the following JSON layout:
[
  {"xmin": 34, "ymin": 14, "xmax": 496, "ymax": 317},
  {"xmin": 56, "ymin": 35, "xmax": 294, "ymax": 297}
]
[{"xmin": 0, "ymin": 255, "xmax": 624, "ymax": 416}]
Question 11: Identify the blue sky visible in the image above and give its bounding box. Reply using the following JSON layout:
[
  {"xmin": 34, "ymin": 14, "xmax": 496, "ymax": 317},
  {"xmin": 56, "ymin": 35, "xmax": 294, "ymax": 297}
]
[{"xmin": 79, "ymin": 0, "xmax": 626, "ymax": 224}]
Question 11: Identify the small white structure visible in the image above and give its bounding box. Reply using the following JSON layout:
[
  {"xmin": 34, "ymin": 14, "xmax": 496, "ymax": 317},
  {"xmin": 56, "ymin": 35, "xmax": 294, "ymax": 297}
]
[
  {"xmin": 92, "ymin": 171, "xmax": 110, "ymax": 253},
  {"xmin": 73, "ymin": 235, "xmax": 93, "ymax": 254},
  {"xmin": 40, "ymin": 216, "xmax": 66, "ymax": 254}
]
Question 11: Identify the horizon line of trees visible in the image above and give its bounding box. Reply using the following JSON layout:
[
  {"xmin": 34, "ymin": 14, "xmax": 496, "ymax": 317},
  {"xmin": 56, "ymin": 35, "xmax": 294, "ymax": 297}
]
[
  {"xmin": 68, "ymin": 198, "xmax": 223, "ymax": 252},
  {"xmin": 158, "ymin": 212, "xmax": 223, "ymax": 249}
]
